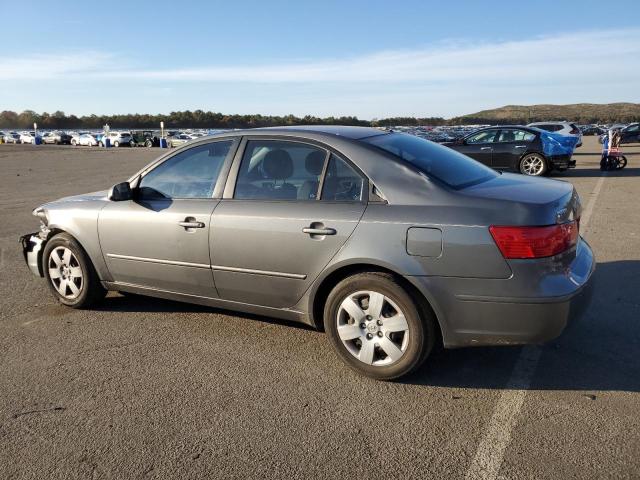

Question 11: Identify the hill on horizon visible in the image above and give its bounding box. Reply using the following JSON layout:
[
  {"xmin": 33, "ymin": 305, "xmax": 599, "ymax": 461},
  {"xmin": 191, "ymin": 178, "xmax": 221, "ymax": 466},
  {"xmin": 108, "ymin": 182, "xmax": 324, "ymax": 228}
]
[{"xmin": 450, "ymin": 103, "xmax": 640, "ymax": 124}]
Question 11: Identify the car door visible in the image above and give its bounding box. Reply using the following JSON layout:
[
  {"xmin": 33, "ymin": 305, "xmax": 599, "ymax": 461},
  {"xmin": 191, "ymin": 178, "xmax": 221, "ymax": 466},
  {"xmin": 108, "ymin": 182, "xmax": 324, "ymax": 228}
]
[
  {"xmin": 454, "ymin": 129, "xmax": 498, "ymax": 166},
  {"xmin": 210, "ymin": 138, "xmax": 367, "ymax": 309},
  {"xmin": 98, "ymin": 139, "xmax": 238, "ymax": 297},
  {"xmin": 491, "ymin": 128, "xmax": 536, "ymax": 169}
]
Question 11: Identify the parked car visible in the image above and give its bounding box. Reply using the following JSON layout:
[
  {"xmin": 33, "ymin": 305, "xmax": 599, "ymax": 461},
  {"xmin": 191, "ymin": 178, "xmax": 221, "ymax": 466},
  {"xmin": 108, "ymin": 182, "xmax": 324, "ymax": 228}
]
[
  {"xmin": 42, "ymin": 131, "xmax": 72, "ymax": 145},
  {"xmin": 21, "ymin": 126, "xmax": 594, "ymax": 380},
  {"xmin": 580, "ymin": 125, "xmax": 605, "ymax": 136},
  {"xmin": 599, "ymin": 123, "xmax": 640, "ymax": 144},
  {"xmin": 3, "ymin": 132, "xmax": 22, "ymax": 144},
  {"xmin": 19, "ymin": 131, "xmax": 40, "ymax": 144},
  {"xmin": 100, "ymin": 132, "xmax": 134, "ymax": 147},
  {"xmin": 168, "ymin": 133, "xmax": 192, "ymax": 147},
  {"xmin": 527, "ymin": 121, "xmax": 582, "ymax": 148},
  {"xmin": 72, "ymin": 134, "xmax": 99, "ymax": 147},
  {"xmin": 131, "ymin": 130, "xmax": 160, "ymax": 148},
  {"xmin": 443, "ymin": 126, "xmax": 576, "ymax": 176}
]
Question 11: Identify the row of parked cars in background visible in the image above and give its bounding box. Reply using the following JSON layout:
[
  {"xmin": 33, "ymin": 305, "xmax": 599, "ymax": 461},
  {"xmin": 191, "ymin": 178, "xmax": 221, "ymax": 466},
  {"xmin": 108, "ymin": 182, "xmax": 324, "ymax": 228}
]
[{"xmin": 0, "ymin": 129, "xmax": 214, "ymax": 148}]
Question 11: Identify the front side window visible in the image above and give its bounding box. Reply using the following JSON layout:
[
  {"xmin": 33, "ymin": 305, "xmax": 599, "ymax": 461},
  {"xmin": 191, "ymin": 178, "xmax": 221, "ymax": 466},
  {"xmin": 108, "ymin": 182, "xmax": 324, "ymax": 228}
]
[
  {"xmin": 138, "ymin": 140, "xmax": 232, "ymax": 199},
  {"xmin": 234, "ymin": 140, "xmax": 327, "ymax": 200},
  {"xmin": 497, "ymin": 129, "xmax": 536, "ymax": 143},
  {"xmin": 321, "ymin": 154, "xmax": 365, "ymax": 201},
  {"xmin": 465, "ymin": 130, "xmax": 498, "ymax": 144}
]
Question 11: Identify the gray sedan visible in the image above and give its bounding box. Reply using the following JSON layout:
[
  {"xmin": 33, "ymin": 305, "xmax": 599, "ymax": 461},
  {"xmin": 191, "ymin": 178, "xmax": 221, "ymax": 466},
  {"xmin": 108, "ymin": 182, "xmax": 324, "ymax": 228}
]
[{"xmin": 21, "ymin": 126, "xmax": 594, "ymax": 379}]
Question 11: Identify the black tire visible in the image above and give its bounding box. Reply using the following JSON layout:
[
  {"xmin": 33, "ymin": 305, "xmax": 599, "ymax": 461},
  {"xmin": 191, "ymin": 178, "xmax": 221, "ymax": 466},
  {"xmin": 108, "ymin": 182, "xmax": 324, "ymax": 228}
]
[
  {"xmin": 323, "ymin": 272, "xmax": 435, "ymax": 380},
  {"xmin": 145, "ymin": 140, "xmax": 153, "ymax": 148},
  {"xmin": 42, "ymin": 233, "xmax": 106, "ymax": 308},
  {"xmin": 617, "ymin": 155, "xmax": 627, "ymax": 170}
]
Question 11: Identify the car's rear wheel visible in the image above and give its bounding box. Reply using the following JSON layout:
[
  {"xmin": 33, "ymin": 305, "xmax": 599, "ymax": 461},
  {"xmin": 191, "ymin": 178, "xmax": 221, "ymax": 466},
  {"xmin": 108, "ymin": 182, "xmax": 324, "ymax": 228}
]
[
  {"xmin": 71, "ymin": 140, "xmax": 77, "ymax": 146},
  {"xmin": 324, "ymin": 272, "xmax": 435, "ymax": 380},
  {"xmin": 114, "ymin": 141, "xmax": 120, "ymax": 147},
  {"xmin": 519, "ymin": 153, "xmax": 547, "ymax": 176},
  {"xmin": 145, "ymin": 140, "xmax": 153, "ymax": 148},
  {"xmin": 43, "ymin": 233, "xmax": 106, "ymax": 308}
]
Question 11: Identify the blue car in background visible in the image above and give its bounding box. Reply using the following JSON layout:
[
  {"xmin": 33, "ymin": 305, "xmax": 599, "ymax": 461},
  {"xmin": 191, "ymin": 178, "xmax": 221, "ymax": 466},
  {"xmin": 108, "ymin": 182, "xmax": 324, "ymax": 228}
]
[{"xmin": 444, "ymin": 125, "xmax": 577, "ymax": 176}]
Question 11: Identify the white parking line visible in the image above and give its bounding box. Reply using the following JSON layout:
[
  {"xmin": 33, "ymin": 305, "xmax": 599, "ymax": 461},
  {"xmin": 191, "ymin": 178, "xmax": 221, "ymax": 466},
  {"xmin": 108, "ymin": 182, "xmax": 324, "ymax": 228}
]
[{"xmin": 465, "ymin": 174, "xmax": 606, "ymax": 480}]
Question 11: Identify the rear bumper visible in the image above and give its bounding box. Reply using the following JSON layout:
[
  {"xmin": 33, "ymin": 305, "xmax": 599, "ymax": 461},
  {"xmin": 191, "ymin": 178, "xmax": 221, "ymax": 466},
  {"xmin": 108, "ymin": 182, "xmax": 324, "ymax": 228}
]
[
  {"xmin": 409, "ymin": 238, "xmax": 595, "ymax": 348},
  {"xmin": 549, "ymin": 154, "xmax": 575, "ymax": 170},
  {"xmin": 21, "ymin": 233, "xmax": 44, "ymax": 277}
]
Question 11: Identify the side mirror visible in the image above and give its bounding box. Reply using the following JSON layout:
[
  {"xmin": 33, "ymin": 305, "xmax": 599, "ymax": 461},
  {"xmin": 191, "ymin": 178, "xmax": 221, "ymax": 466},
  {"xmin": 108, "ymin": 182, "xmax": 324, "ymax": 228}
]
[{"xmin": 108, "ymin": 181, "xmax": 133, "ymax": 201}]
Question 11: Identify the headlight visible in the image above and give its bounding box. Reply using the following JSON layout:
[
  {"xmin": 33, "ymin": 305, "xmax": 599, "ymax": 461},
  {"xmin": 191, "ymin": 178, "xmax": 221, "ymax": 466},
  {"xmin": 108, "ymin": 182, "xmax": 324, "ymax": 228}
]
[{"xmin": 32, "ymin": 206, "xmax": 48, "ymax": 226}]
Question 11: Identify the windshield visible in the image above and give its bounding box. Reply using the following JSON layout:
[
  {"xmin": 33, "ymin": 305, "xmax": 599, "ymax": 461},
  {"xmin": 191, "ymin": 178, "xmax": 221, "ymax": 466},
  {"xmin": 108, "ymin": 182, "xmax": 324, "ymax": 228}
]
[{"xmin": 362, "ymin": 132, "xmax": 498, "ymax": 189}]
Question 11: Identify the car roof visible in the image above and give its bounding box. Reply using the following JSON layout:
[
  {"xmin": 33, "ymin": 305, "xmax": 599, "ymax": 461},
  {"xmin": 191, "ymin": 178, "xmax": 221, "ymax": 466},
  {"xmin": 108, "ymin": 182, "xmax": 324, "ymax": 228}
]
[{"xmin": 230, "ymin": 125, "xmax": 385, "ymax": 140}]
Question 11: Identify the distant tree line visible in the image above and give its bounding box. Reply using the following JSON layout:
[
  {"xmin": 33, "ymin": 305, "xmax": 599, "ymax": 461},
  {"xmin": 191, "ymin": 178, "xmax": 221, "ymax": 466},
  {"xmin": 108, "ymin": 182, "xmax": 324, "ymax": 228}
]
[
  {"xmin": 1, "ymin": 108, "xmax": 636, "ymax": 130},
  {"xmin": 0, "ymin": 110, "xmax": 449, "ymax": 130}
]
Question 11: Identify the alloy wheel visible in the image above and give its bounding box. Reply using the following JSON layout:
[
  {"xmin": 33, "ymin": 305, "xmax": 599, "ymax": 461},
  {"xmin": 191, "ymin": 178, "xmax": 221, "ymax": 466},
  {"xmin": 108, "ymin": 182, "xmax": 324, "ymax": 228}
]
[
  {"xmin": 520, "ymin": 154, "xmax": 545, "ymax": 176},
  {"xmin": 336, "ymin": 290, "xmax": 410, "ymax": 366},
  {"xmin": 48, "ymin": 247, "xmax": 83, "ymax": 300}
]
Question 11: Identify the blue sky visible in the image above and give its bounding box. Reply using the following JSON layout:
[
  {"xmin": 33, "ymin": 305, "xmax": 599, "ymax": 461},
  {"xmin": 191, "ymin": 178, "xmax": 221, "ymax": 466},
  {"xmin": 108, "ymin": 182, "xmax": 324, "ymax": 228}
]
[{"xmin": 1, "ymin": 0, "xmax": 639, "ymax": 119}]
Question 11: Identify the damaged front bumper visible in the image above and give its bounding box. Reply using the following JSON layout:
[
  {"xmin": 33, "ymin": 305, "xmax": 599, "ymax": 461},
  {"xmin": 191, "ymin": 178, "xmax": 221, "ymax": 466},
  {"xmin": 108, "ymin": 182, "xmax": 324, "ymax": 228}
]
[{"xmin": 20, "ymin": 233, "xmax": 45, "ymax": 277}]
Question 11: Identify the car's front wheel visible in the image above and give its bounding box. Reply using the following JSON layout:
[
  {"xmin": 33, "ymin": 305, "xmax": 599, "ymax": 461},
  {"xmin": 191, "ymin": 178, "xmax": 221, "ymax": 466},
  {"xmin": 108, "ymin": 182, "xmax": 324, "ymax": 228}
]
[
  {"xmin": 519, "ymin": 153, "xmax": 547, "ymax": 176},
  {"xmin": 43, "ymin": 233, "xmax": 106, "ymax": 308},
  {"xmin": 324, "ymin": 272, "xmax": 435, "ymax": 380},
  {"xmin": 114, "ymin": 141, "xmax": 120, "ymax": 147}
]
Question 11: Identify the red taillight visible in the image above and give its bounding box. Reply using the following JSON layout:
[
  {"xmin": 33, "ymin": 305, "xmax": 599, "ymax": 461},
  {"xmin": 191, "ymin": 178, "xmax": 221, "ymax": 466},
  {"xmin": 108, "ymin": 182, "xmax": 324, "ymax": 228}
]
[{"xmin": 489, "ymin": 221, "xmax": 579, "ymax": 259}]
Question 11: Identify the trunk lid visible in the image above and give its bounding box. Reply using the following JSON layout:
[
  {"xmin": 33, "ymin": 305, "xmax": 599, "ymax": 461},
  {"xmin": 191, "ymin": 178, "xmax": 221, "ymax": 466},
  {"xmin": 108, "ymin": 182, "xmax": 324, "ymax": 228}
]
[{"xmin": 459, "ymin": 173, "xmax": 581, "ymax": 226}]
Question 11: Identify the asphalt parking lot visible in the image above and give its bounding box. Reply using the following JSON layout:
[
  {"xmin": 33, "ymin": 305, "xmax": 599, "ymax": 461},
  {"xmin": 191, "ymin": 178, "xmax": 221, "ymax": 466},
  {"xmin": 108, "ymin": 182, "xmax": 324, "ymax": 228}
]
[{"xmin": 0, "ymin": 137, "xmax": 638, "ymax": 479}]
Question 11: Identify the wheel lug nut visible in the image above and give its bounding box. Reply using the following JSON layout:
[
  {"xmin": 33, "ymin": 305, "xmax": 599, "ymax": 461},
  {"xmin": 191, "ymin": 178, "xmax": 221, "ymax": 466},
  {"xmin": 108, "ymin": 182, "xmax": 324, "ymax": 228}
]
[
  {"xmin": 360, "ymin": 323, "xmax": 366, "ymax": 329},
  {"xmin": 366, "ymin": 315, "xmax": 372, "ymax": 320},
  {"xmin": 366, "ymin": 333, "xmax": 373, "ymax": 339},
  {"xmin": 377, "ymin": 319, "xmax": 383, "ymax": 326},
  {"xmin": 377, "ymin": 331, "xmax": 383, "ymax": 337}
]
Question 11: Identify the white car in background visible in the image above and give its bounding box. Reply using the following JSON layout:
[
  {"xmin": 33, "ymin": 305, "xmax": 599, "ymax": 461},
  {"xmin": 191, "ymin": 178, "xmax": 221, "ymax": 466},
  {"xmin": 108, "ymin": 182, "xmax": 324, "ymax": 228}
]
[
  {"xmin": 102, "ymin": 132, "xmax": 134, "ymax": 147},
  {"xmin": 527, "ymin": 121, "xmax": 583, "ymax": 148},
  {"xmin": 72, "ymin": 133, "xmax": 99, "ymax": 147},
  {"xmin": 19, "ymin": 131, "xmax": 40, "ymax": 144}
]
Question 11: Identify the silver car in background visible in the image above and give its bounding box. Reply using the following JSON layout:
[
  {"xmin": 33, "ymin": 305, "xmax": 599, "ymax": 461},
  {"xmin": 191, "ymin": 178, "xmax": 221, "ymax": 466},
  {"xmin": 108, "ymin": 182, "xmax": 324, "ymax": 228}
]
[
  {"xmin": 21, "ymin": 126, "xmax": 594, "ymax": 379},
  {"xmin": 527, "ymin": 121, "xmax": 583, "ymax": 147}
]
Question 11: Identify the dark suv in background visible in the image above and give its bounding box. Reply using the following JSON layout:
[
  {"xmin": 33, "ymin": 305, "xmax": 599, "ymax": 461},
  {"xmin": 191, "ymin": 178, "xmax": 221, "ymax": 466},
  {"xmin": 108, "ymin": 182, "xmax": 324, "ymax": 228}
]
[{"xmin": 131, "ymin": 130, "xmax": 161, "ymax": 147}]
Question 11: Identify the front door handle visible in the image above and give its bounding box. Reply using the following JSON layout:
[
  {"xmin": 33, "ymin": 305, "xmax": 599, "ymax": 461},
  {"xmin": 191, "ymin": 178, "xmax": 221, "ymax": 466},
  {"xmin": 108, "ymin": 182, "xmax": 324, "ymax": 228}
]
[
  {"xmin": 480, "ymin": 146, "xmax": 492, "ymax": 151},
  {"xmin": 178, "ymin": 217, "xmax": 205, "ymax": 229},
  {"xmin": 514, "ymin": 145, "xmax": 527, "ymax": 149},
  {"xmin": 303, "ymin": 227, "xmax": 336, "ymax": 236}
]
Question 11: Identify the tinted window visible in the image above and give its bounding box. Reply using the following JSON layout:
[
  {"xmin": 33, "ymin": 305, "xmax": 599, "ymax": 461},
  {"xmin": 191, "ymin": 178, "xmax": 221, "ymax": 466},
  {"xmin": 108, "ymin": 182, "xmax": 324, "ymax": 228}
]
[
  {"xmin": 139, "ymin": 141, "xmax": 232, "ymax": 199},
  {"xmin": 465, "ymin": 130, "xmax": 498, "ymax": 144},
  {"xmin": 497, "ymin": 129, "xmax": 536, "ymax": 142},
  {"xmin": 363, "ymin": 133, "xmax": 498, "ymax": 189},
  {"xmin": 625, "ymin": 124, "xmax": 639, "ymax": 132},
  {"xmin": 321, "ymin": 154, "xmax": 365, "ymax": 202},
  {"xmin": 234, "ymin": 140, "xmax": 327, "ymax": 200}
]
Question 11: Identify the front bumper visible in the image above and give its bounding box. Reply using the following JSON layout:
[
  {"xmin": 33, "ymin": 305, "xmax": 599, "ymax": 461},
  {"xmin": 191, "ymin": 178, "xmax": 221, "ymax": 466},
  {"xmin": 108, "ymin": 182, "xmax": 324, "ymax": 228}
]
[
  {"xmin": 410, "ymin": 238, "xmax": 595, "ymax": 348},
  {"xmin": 21, "ymin": 233, "xmax": 44, "ymax": 277}
]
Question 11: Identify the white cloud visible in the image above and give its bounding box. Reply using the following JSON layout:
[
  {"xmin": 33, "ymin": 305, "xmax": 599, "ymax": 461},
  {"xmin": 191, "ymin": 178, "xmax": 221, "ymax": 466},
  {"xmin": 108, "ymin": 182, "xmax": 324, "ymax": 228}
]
[
  {"xmin": 2, "ymin": 29, "xmax": 638, "ymax": 85},
  {"xmin": 1, "ymin": 29, "xmax": 638, "ymax": 117}
]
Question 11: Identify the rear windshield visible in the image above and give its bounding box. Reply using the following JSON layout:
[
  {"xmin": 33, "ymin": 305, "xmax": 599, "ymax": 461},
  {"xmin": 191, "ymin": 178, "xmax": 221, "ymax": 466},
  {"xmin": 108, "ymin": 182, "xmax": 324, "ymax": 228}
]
[{"xmin": 362, "ymin": 132, "xmax": 498, "ymax": 189}]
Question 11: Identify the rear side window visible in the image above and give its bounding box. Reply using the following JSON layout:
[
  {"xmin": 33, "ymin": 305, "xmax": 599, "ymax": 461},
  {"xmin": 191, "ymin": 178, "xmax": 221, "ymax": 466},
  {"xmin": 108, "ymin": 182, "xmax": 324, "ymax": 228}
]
[
  {"xmin": 363, "ymin": 132, "xmax": 497, "ymax": 189},
  {"xmin": 497, "ymin": 129, "xmax": 536, "ymax": 142},
  {"xmin": 234, "ymin": 140, "xmax": 328, "ymax": 200},
  {"xmin": 321, "ymin": 154, "xmax": 365, "ymax": 202}
]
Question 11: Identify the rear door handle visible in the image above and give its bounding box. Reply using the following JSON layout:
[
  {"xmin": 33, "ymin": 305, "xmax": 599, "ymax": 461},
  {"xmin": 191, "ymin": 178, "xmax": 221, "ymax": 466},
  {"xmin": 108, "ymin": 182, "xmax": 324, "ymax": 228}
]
[
  {"xmin": 514, "ymin": 145, "xmax": 527, "ymax": 149},
  {"xmin": 480, "ymin": 146, "xmax": 492, "ymax": 150},
  {"xmin": 303, "ymin": 227, "xmax": 336, "ymax": 236}
]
